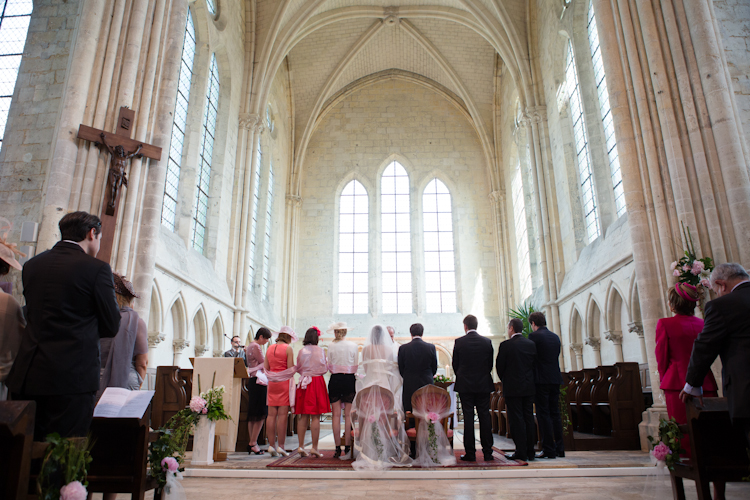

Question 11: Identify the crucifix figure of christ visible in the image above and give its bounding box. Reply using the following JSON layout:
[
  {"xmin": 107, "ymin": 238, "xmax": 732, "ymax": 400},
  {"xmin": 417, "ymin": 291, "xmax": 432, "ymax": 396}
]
[{"xmin": 77, "ymin": 106, "xmax": 162, "ymax": 263}]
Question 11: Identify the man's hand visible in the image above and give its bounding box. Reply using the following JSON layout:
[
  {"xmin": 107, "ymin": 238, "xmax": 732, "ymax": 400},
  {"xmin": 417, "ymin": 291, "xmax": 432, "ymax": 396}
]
[{"xmin": 679, "ymin": 389, "xmax": 703, "ymax": 406}]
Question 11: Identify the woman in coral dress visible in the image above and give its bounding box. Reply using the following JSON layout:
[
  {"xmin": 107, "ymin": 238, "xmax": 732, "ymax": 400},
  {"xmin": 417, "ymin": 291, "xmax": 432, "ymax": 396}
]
[
  {"xmin": 656, "ymin": 282, "xmax": 719, "ymax": 456},
  {"xmin": 264, "ymin": 326, "xmax": 296, "ymax": 456},
  {"xmin": 294, "ymin": 327, "xmax": 331, "ymax": 457}
]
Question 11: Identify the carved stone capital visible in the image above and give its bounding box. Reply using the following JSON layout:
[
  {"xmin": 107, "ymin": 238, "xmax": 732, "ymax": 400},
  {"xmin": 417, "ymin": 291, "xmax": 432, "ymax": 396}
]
[
  {"xmin": 628, "ymin": 321, "xmax": 644, "ymax": 338},
  {"xmin": 604, "ymin": 330, "xmax": 623, "ymax": 345},
  {"xmin": 488, "ymin": 190, "xmax": 503, "ymax": 205},
  {"xmin": 524, "ymin": 106, "xmax": 546, "ymax": 124},
  {"xmin": 239, "ymin": 113, "xmax": 265, "ymax": 133},
  {"xmin": 213, "ymin": 349, "xmax": 224, "ymax": 358},
  {"xmin": 148, "ymin": 333, "xmax": 166, "ymax": 348},
  {"xmin": 570, "ymin": 342, "xmax": 583, "ymax": 355},
  {"xmin": 195, "ymin": 344, "xmax": 209, "ymax": 357},
  {"xmin": 173, "ymin": 339, "xmax": 190, "ymax": 353},
  {"xmin": 286, "ymin": 194, "xmax": 302, "ymax": 206},
  {"xmin": 584, "ymin": 337, "xmax": 601, "ymax": 350}
]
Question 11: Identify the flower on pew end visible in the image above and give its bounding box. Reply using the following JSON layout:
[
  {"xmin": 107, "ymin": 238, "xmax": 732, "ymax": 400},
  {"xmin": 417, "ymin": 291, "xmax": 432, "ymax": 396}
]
[
  {"xmin": 161, "ymin": 456, "xmax": 179, "ymax": 472},
  {"xmin": 427, "ymin": 412, "xmax": 440, "ymax": 424},
  {"xmin": 652, "ymin": 442, "xmax": 672, "ymax": 462},
  {"xmin": 189, "ymin": 396, "xmax": 207, "ymax": 413},
  {"xmin": 60, "ymin": 481, "xmax": 87, "ymax": 500}
]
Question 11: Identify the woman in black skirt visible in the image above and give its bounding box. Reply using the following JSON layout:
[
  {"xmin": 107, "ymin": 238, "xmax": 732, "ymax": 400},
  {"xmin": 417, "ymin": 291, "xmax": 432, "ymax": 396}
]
[
  {"xmin": 246, "ymin": 327, "xmax": 272, "ymax": 454},
  {"xmin": 325, "ymin": 322, "xmax": 359, "ymax": 459}
]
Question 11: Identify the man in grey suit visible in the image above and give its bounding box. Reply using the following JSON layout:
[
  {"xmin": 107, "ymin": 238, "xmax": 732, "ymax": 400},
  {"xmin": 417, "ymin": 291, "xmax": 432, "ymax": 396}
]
[{"xmin": 681, "ymin": 263, "xmax": 750, "ymax": 448}]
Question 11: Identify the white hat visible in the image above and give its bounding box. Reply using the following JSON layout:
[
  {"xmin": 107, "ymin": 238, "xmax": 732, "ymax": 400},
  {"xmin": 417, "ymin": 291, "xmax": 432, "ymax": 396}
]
[
  {"xmin": 0, "ymin": 218, "xmax": 24, "ymax": 271},
  {"xmin": 326, "ymin": 321, "xmax": 348, "ymax": 335},
  {"xmin": 274, "ymin": 325, "xmax": 298, "ymax": 343}
]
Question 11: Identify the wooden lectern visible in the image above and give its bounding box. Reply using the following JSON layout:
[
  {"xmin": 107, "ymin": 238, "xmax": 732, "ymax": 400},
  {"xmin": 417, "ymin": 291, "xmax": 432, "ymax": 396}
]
[{"xmin": 190, "ymin": 357, "xmax": 249, "ymax": 454}]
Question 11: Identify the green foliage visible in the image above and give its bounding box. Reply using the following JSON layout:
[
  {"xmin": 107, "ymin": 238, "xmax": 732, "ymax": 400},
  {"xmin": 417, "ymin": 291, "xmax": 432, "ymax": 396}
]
[
  {"xmin": 202, "ymin": 385, "xmax": 231, "ymax": 422},
  {"xmin": 647, "ymin": 417, "xmax": 685, "ymax": 470},
  {"xmin": 508, "ymin": 301, "xmax": 538, "ymax": 338},
  {"xmin": 433, "ymin": 374, "xmax": 452, "ymax": 384},
  {"xmin": 427, "ymin": 422, "xmax": 439, "ymax": 464},
  {"xmin": 559, "ymin": 386, "xmax": 572, "ymax": 436},
  {"xmin": 148, "ymin": 411, "xmax": 197, "ymax": 493},
  {"xmin": 673, "ymin": 222, "xmax": 713, "ymax": 287},
  {"xmin": 37, "ymin": 433, "xmax": 92, "ymax": 500}
]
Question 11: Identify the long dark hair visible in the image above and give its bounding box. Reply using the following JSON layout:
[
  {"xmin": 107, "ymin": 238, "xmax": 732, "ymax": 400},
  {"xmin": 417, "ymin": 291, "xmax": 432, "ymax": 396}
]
[{"xmin": 303, "ymin": 327, "xmax": 319, "ymax": 346}]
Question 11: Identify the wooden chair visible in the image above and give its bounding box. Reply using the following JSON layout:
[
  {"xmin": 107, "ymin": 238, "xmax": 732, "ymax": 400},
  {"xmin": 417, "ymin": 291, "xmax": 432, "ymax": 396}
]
[
  {"xmin": 575, "ymin": 369, "xmax": 598, "ymax": 433},
  {"xmin": 490, "ymin": 382, "xmax": 501, "ymax": 433},
  {"xmin": 669, "ymin": 398, "xmax": 750, "ymax": 500},
  {"xmin": 404, "ymin": 385, "xmax": 454, "ymax": 448},
  {"xmin": 351, "ymin": 386, "xmax": 399, "ymax": 458}
]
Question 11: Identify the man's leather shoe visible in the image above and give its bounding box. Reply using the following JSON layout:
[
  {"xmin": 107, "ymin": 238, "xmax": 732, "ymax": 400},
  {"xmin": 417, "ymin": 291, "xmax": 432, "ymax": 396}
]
[
  {"xmin": 460, "ymin": 453, "xmax": 476, "ymax": 462},
  {"xmin": 504, "ymin": 453, "xmax": 527, "ymax": 461},
  {"xmin": 557, "ymin": 451, "xmax": 565, "ymax": 458},
  {"xmin": 483, "ymin": 453, "xmax": 495, "ymax": 461},
  {"xmin": 535, "ymin": 451, "xmax": 556, "ymax": 459}
]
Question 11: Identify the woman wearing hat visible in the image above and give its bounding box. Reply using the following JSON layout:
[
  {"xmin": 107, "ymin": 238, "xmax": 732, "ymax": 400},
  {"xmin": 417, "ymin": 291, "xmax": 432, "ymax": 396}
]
[
  {"xmin": 326, "ymin": 321, "xmax": 358, "ymax": 459},
  {"xmin": 264, "ymin": 326, "xmax": 296, "ymax": 456},
  {"xmin": 98, "ymin": 273, "xmax": 149, "ymax": 396},
  {"xmin": 655, "ymin": 282, "xmax": 719, "ymax": 456},
  {"xmin": 0, "ymin": 219, "xmax": 26, "ymax": 399}
]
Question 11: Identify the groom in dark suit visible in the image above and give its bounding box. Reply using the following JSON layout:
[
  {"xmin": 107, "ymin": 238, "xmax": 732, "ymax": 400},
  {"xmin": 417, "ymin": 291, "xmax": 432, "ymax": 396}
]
[
  {"xmin": 8, "ymin": 212, "xmax": 121, "ymax": 439},
  {"xmin": 452, "ymin": 314, "xmax": 495, "ymax": 461},
  {"xmin": 496, "ymin": 318, "xmax": 537, "ymax": 461},
  {"xmin": 398, "ymin": 323, "xmax": 437, "ymax": 457}
]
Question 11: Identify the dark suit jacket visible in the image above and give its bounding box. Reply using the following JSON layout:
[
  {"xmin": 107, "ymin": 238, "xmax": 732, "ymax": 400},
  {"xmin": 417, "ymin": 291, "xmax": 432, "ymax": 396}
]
[
  {"xmin": 495, "ymin": 334, "xmax": 537, "ymax": 397},
  {"xmin": 529, "ymin": 327, "xmax": 563, "ymax": 385},
  {"xmin": 398, "ymin": 337, "xmax": 437, "ymax": 412},
  {"xmin": 452, "ymin": 330, "xmax": 494, "ymax": 394},
  {"xmin": 7, "ymin": 241, "xmax": 121, "ymax": 395},
  {"xmin": 686, "ymin": 281, "xmax": 750, "ymax": 419}
]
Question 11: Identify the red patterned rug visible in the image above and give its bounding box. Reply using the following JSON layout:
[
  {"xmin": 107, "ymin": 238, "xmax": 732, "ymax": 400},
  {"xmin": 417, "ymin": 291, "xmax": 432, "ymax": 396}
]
[{"xmin": 266, "ymin": 447, "xmax": 527, "ymax": 468}]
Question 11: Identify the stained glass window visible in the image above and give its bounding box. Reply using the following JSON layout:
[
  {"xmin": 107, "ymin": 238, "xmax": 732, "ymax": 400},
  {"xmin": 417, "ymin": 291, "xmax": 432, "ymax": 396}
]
[
  {"xmin": 423, "ymin": 179, "xmax": 456, "ymax": 313},
  {"xmin": 338, "ymin": 180, "xmax": 369, "ymax": 314},
  {"xmin": 381, "ymin": 161, "xmax": 412, "ymax": 314}
]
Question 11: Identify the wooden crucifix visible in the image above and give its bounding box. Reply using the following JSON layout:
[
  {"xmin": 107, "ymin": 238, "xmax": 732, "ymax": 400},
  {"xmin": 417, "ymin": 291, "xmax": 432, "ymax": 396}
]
[{"xmin": 77, "ymin": 107, "xmax": 162, "ymax": 263}]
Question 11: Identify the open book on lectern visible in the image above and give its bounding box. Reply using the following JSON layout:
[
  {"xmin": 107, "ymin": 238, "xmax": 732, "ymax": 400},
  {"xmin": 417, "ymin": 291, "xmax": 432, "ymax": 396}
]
[{"xmin": 94, "ymin": 387, "xmax": 155, "ymax": 419}]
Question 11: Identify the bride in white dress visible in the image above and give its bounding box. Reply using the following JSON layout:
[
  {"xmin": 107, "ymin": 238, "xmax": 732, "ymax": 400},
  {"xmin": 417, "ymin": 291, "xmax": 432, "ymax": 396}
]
[{"xmin": 351, "ymin": 325, "xmax": 412, "ymax": 470}]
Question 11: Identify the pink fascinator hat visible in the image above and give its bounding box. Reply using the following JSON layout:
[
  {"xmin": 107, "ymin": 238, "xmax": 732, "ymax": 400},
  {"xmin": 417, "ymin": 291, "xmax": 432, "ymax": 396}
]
[
  {"xmin": 0, "ymin": 217, "xmax": 25, "ymax": 271},
  {"xmin": 675, "ymin": 282, "xmax": 699, "ymax": 302},
  {"xmin": 275, "ymin": 325, "xmax": 298, "ymax": 343}
]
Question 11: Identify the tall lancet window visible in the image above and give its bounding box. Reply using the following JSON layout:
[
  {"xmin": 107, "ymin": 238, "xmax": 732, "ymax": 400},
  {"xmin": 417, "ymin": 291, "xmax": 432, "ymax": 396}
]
[
  {"xmin": 423, "ymin": 179, "xmax": 456, "ymax": 313},
  {"xmin": 261, "ymin": 162, "xmax": 274, "ymax": 301},
  {"xmin": 190, "ymin": 53, "xmax": 220, "ymax": 253},
  {"xmin": 338, "ymin": 180, "xmax": 369, "ymax": 314},
  {"xmin": 512, "ymin": 163, "xmax": 532, "ymax": 301},
  {"xmin": 588, "ymin": 1, "xmax": 625, "ymax": 217},
  {"xmin": 381, "ymin": 161, "xmax": 412, "ymax": 314},
  {"xmin": 565, "ymin": 39, "xmax": 600, "ymax": 243},
  {"xmin": 248, "ymin": 141, "xmax": 261, "ymax": 290},
  {"xmin": 0, "ymin": 0, "xmax": 31, "ymax": 150},
  {"xmin": 162, "ymin": 10, "xmax": 196, "ymax": 230}
]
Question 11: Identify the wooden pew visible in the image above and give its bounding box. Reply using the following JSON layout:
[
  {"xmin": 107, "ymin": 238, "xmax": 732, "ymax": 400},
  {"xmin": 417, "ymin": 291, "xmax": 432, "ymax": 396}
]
[
  {"xmin": 0, "ymin": 401, "xmax": 35, "ymax": 500},
  {"xmin": 608, "ymin": 362, "xmax": 644, "ymax": 448},
  {"xmin": 590, "ymin": 365, "xmax": 616, "ymax": 436},
  {"xmin": 670, "ymin": 398, "xmax": 750, "ymax": 500},
  {"xmin": 567, "ymin": 370, "xmax": 584, "ymax": 431},
  {"xmin": 152, "ymin": 366, "xmax": 192, "ymax": 429},
  {"xmin": 575, "ymin": 369, "xmax": 598, "ymax": 433}
]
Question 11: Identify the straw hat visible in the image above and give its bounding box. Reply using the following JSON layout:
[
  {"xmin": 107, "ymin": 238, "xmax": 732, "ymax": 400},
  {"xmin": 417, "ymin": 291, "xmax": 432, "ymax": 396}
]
[
  {"xmin": 0, "ymin": 218, "xmax": 25, "ymax": 271},
  {"xmin": 326, "ymin": 321, "xmax": 348, "ymax": 336}
]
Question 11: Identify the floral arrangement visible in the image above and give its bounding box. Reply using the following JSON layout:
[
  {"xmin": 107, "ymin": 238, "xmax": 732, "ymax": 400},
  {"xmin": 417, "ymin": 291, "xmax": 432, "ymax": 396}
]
[
  {"xmin": 37, "ymin": 433, "xmax": 92, "ymax": 500},
  {"xmin": 426, "ymin": 412, "xmax": 440, "ymax": 464},
  {"xmin": 647, "ymin": 417, "xmax": 684, "ymax": 470},
  {"xmin": 190, "ymin": 373, "xmax": 232, "ymax": 422},
  {"xmin": 433, "ymin": 374, "xmax": 452, "ymax": 385},
  {"xmin": 559, "ymin": 386, "xmax": 572, "ymax": 436},
  {"xmin": 671, "ymin": 223, "xmax": 713, "ymax": 289},
  {"xmin": 368, "ymin": 416, "xmax": 384, "ymax": 459}
]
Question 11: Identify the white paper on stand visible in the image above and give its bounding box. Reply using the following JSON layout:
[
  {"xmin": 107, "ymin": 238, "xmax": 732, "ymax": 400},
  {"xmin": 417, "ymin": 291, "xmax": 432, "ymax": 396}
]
[{"xmin": 94, "ymin": 387, "xmax": 155, "ymax": 418}]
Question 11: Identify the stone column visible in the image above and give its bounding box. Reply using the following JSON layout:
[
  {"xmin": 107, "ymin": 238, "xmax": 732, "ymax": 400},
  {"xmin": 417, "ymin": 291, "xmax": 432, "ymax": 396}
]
[
  {"xmin": 172, "ymin": 339, "xmax": 190, "ymax": 366},
  {"xmin": 282, "ymin": 194, "xmax": 302, "ymax": 324},
  {"xmin": 604, "ymin": 330, "xmax": 624, "ymax": 363},
  {"xmin": 489, "ymin": 190, "xmax": 509, "ymax": 319},
  {"xmin": 585, "ymin": 337, "xmax": 602, "ymax": 367},
  {"xmin": 147, "ymin": 332, "xmax": 165, "ymax": 367},
  {"xmin": 629, "ymin": 321, "xmax": 647, "ymax": 363},
  {"xmin": 570, "ymin": 343, "xmax": 583, "ymax": 371}
]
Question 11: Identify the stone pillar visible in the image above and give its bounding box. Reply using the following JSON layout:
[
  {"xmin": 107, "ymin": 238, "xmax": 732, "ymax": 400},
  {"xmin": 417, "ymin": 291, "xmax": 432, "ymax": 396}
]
[
  {"xmin": 604, "ymin": 330, "xmax": 624, "ymax": 363},
  {"xmin": 172, "ymin": 339, "xmax": 190, "ymax": 366},
  {"xmin": 570, "ymin": 343, "xmax": 583, "ymax": 371},
  {"xmin": 584, "ymin": 337, "xmax": 602, "ymax": 367},
  {"xmin": 629, "ymin": 321, "xmax": 647, "ymax": 363},
  {"xmin": 489, "ymin": 190, "xmax": 509, "ymax": 319},
  {"xmin": 282, "ymin": 194, "xmax": 302, "ymax": 324}
]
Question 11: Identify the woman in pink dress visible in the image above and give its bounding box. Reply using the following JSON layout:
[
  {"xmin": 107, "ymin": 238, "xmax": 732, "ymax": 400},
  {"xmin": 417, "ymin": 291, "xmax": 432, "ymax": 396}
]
[
  {"xmin": 264, "ymin": 326, "xmax": 296, "ymax": 456},
  {"xmin": 245, "ymin": 327, "xmax": 271, "ymax": 454},
  {"xmin": 656, "ymin": 282, "xmax": 718, "ymax": 456},
  {"xmin": 294, "ymin": 327, "xmax": 330, "ymax": 457}
]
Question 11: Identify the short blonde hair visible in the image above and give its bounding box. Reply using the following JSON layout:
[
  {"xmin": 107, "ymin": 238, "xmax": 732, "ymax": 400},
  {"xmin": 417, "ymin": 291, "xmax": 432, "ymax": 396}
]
[
  {"xmin": 334, "ymin": 329, "xmax": 347, "ymax": 341},
  {"xmin": 116, "ymin": 292, "xmax": 133, "ymax": 309}
]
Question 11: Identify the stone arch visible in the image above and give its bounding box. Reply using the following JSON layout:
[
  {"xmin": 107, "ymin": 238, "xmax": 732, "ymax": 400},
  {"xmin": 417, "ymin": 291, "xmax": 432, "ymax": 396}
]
[
  {"xmin": 569, "ymin": 306, "xmax": 584, "ymax": 370},
  {"xmin": 192, "ymin": 305, "xmax": 209, "ymax": 357},
  {"xmin": 148, "ymin": 280, "xmax": 163, "ymax": 338},
  {"xmin": 585, "ymin": 295, "xmax": 603, "ymax": 366},
  {"xmin": 211, "ymin": 313, "xmax": 225, "ymax": 357},
  {"xmin": 168, "ymin": 293, "xmax": 188, "ymax": 341},
  {"xmin": 435, "ymin": 343, "xmax": 453, "ymax": 377},
  {"xmin": 605, "ymin": 282, "xmax": 629, "ymax": 331}
]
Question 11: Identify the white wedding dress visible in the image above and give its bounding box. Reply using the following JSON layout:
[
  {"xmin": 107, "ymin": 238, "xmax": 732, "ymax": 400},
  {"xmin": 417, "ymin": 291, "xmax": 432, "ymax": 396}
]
[{"xmin": 351, "ymin": 325, "xmax": 412, "ymax": 470}]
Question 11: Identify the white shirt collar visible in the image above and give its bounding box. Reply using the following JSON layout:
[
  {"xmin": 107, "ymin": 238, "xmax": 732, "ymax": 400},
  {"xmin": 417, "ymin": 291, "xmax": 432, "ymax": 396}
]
[
  {"xmin": 510, "ymin": 332, "xmax": 524, "ymax": 338},
  {"xmin": 732, "ymin": 280, "xmax": 750, "ymax": 292}
]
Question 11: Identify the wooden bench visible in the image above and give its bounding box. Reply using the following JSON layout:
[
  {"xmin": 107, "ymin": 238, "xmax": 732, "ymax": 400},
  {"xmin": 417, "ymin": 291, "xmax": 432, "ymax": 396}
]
[
  {"xmin": 0, "ymin": 401, "xmax": 35, "ymax": 500},
  {"xmin": 152, "ymin": 365, "xmax": 193, "ymax": 430},
  {"xmin": 669, "ymin": 398, "xmax": 750, "ymax": 500}
]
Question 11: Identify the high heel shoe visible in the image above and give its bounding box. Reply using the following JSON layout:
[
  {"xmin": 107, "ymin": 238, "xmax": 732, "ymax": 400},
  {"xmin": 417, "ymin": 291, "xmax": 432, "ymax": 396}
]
[
  {"xmin": 296, "ymin": 447, "xmax": 309, "ymax": 457},
  {"xmin": 248, "ymin": 444, "xmax": 264, "ymax": 455},
  {"xmin": 277, "ymin": 447, "xmax": 289, "ymax": 457},
  {"xmin": 310, "ymin": 448, "xmax": 322, "ymax": 458},
  {"xmin": 268, "ymin": 445, "xmax": 279, "ymax": 457}
]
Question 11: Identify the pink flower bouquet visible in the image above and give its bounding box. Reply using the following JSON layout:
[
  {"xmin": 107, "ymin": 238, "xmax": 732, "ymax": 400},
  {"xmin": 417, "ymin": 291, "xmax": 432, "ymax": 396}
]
[
  {"xmin": 189, "ymin": 396, "xmax": 207, "ymax": 413},
  {"xmin": 60, "ymin": 481, "xmax": 87, "ymax": 500},
  {"xmin": 427, "ymin": 412, "xmax": 440, "ymax": 424},
  {"xmin": 652, "ymin": 442, "xmax": 672, "ymax": 462},
  {"xmin": 161, "ymin": 456, "xmax": 179, "ymax": 472}
]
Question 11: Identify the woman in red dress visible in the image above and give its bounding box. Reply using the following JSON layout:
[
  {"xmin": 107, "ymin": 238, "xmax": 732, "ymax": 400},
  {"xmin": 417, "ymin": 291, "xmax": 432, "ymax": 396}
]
[
  {"xmin": 294, "ymin": 327, "xmax": 331, "ymax": 457},
  {"xmin": 264, "ymin": 327, "xmax": 296, "ymax": 456},
  {"xmin": 656, "ymin": 282, "xmax": 719, "ymax": 456}
]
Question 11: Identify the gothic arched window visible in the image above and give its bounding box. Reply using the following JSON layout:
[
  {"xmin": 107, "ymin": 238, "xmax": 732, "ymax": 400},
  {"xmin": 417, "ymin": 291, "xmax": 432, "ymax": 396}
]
[
  {"xmin": 190, "ymin": 53, "xmax": 220, "ymax": 253},
  {"xmin": 423, "ymin": 179, "xmax": 456, "ymax": 313},
  {"xmin": 565, "ymin": 39, "xmax": 600, "ymax": 243},
  {"xmin": 338, "ymin": 180, "xmax": 369, "ymax": 314},
  {"xmin": 512, "ymin": 162, "xmax": 532, "ymax": 300},
  {"xmin": 381, "ymin": 161, "xmax": 412, "ymax": 314},
  {"xmin": 588, "ymin": 1, "xmax": 625, "ymax": 217},
  {"xmin": 261, "ymin": 161, "xmax": 274, "ymax": 301},
  {"xmin": 0, "ymin": 0, "xmax": 31, "ymax": 151},
  {"xmin": 162, "ymin": 9, "xmax": 196, "ymax": 230},
  {"xmin": 248, "ymin": 140, "xmax": 261, "ymax": 290}
]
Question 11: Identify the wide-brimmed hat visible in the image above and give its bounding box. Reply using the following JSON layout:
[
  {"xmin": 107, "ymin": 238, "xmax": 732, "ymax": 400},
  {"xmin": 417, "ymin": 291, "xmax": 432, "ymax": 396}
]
[
  {"xmin": 0, "ymin": 218, "xmax": 25, "ymax": 271},
  {"xmin": 326, "ymin": 321, "xmax": 348, "ymax": 335},
  {"xmin": 274, "ymin": 325, "xmax": 298, "ymax": 343},
  {"xmin": 113, "ymin": 272, "xmax": 140, "ymax": 298}
]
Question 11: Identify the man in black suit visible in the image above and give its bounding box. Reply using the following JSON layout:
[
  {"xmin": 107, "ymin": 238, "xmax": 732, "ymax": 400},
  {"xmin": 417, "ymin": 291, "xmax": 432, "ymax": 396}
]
[
  {"xmin": 496, "ymin": 318, "xmax": 537, "ymax": 461},
  {"xmin": 398, "ymin": 323, "xmax": 437, "ymax": 458},
  {"xmin": 452, "ymin": 314, "xmax": 495, "ymax": 462},
  {"xmin": 681, "ymin": 263, "xmax": 750, "ymax": 448},
  {"xmin": 529, "ymin": 311, "xmax": 565, "ymax": 459},
  {"xmin": 8, "ymin": 212, "xmax": 121, "ymax": 439}
]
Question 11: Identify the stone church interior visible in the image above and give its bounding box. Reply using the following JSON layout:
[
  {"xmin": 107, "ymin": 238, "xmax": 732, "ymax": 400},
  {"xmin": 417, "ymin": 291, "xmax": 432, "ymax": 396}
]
[{"xmin": 1, "ymin": 0, "xmax": 750, "ymax": 497}]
